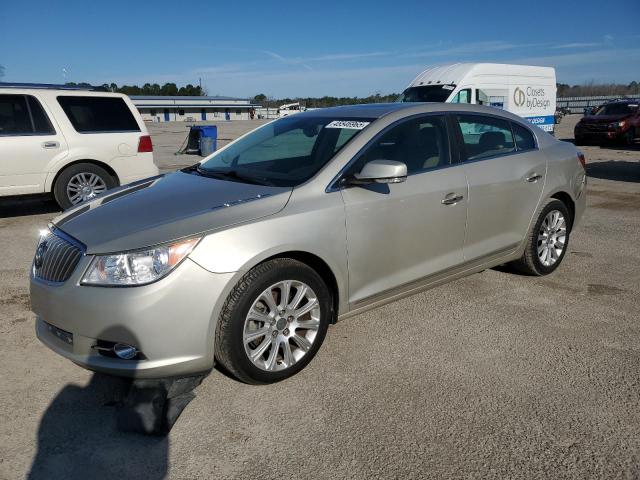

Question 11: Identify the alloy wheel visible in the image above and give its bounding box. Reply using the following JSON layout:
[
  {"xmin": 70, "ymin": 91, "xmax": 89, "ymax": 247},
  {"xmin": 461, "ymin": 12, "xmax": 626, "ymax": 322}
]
[
  {"xmin": 537, "ymin": 210, "xmax": 567, "ymax": 267},
  {"xmin": 66, "ymin": 172, "xmax": 107, "ymax": 205},
  {"xmin": 243, "ymin": 280, "xmax": 321, "ymax": 372}
]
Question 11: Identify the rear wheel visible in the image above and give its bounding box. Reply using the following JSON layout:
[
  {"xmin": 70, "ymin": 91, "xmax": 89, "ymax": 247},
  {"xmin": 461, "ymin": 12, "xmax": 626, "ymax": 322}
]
[
  {"xmin": 215, "ymin": 258, "xmax": 331, "ymax": 384},
  {"xmin": 53, "ymin": 163, "xmax": 116, "ymax": 209},
  {"xmin": 511, "ymin": 199, "xmax": 571, "ymax": 276}
]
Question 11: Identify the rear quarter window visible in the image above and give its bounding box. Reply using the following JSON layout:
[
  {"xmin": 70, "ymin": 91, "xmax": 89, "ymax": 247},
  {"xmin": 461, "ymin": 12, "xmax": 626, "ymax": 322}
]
[
  {"xmin": 512, "ymin": 123, "xmax": 536, "ymax": 151},
  {"xmin": 57, "ymin": 96, "xmax": 140, "ymax": 133}
]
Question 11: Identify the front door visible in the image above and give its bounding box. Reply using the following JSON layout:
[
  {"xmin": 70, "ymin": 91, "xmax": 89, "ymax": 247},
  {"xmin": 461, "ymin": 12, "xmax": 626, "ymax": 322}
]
[
  {"xmin": 0, "ymin": 94, "xmax": 67, "ymax": 195},
  {"xmin": 453, "ymin": 113, "xmax": 547, "ymax": 261},
  {"xmin": 164, "ymin": 109, "xmax": 170, "ymax": 121},
  {"xmin": 340, "ymin": 114, "xmax": 468, "ymax": 306}
]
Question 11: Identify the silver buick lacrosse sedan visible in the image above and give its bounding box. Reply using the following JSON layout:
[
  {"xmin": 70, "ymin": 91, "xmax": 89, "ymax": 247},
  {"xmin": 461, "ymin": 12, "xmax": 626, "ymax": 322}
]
[{"xmin": 30, "ymin": 103, "xmax": 586, "ymax": 384}]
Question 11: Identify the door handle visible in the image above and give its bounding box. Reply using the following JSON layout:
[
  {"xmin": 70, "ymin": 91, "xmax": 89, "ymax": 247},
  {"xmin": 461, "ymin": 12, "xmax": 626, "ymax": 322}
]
[
  {"xmin": 441, "ymin": 193, "xmax": 464, "ymax": 205},
  {"xmin": 525, "ymin": 173, "xmax": 542, "ymax": 183},
  {"xmin": 42, "ymin": 141, "xmax": 59, "ymax": 149}
]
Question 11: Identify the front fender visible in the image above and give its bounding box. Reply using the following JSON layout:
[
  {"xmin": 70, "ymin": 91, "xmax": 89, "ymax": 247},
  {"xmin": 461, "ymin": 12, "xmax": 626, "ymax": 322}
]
[{"xmin": 189, "ymin": 193, "xmax": 349, "ymax": 315}]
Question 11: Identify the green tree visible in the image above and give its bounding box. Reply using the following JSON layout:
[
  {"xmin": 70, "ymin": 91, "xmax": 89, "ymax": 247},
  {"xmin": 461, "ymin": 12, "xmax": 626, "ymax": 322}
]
[{"xmin": 160, "ymin": 83, "xmax": 178, "ymax": 96}]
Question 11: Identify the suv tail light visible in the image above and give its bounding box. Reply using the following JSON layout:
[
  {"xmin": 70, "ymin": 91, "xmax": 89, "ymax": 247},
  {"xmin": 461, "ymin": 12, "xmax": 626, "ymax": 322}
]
[
  {"xmin": 138, "ymin": 135, "xmax": 153, "ymax": 153},
  {"xmin": 577, "ymin": 151, "xmax": 586, "ymax": 169}
]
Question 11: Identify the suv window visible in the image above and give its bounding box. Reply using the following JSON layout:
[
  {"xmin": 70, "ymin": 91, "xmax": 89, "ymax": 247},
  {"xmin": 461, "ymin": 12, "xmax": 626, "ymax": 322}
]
[
  {"xmin": 512, "ymin": 123, "xmax": 536, "ymax": 151},
  {"xmin": 456, "ymin": 114, "xmax": 515, "ymax": 161},
  {"xmin": 0, "ymin": 94, "xmax": 55, "ymax": 136},
  {"xmin": 57, "ymin": 96, "xmax": 140, "ymax": 133},
  {"xmin": 355, "ymin": 115, "xmax": 450, "ymax": 175},
  {"xmin": 28, "ymin": 96, "xmax": 55, "ymax": 134}
]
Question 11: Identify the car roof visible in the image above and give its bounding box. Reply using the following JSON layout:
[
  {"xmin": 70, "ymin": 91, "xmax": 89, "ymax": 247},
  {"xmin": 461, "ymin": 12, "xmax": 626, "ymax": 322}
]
[
  {"xmin": 297, "ymin": 103, "xmax": 416, "ymax": 119},
  {"xmin": 296, "ymin": 102, "xmax": 533, "ymax": 125}
]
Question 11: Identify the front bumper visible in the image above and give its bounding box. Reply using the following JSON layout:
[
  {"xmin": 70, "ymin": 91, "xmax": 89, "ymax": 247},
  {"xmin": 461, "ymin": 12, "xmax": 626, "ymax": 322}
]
[
  {"xmin": 575, "ymin": 128, "xmax": 624, "ymax": 142},
  {"xmin": 31, "ymin": 256, "xmax": 235, "ymax": 378}
]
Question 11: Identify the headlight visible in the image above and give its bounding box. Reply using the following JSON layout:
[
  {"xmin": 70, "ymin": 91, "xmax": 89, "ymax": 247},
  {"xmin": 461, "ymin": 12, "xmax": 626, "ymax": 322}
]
[{"xmin": 81, "ymin": 237, "xmax": 200, "ymax": 286}]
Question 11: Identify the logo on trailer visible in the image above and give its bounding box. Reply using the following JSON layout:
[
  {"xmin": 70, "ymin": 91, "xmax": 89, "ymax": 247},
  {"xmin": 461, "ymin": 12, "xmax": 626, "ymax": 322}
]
[{"xmin": 514, "ymin": 87, "xmax": 525, "ymax": 107}]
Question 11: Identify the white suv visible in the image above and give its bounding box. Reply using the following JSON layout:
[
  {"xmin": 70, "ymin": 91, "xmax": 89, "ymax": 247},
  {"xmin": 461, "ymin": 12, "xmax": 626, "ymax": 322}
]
[{"xmin": 0, "ymin": 83, "xmax": 159, "ymax": 208}]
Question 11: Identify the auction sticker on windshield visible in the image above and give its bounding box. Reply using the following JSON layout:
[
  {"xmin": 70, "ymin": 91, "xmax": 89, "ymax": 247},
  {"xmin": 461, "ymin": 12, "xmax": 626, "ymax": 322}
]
[{"xmin": 325, "ymin": 120, "xmax": 370, "ymax": 130}]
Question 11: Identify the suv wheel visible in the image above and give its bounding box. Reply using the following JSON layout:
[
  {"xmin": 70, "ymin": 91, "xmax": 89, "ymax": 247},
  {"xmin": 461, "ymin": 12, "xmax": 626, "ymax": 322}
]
[
  {"xmin": 625, "ymin": 128, "xmax": 637, "ymax": 146},
  {"xmin": 511, "ymin": 199, "xmax": 571, "ymax": 276},
  {"xmin": 54, "ymin": 163, "xmax": 116, "ymax": 209},
  {"xmin": 215, "ymin": 258, "xmax": 331, "ymax": 384}
]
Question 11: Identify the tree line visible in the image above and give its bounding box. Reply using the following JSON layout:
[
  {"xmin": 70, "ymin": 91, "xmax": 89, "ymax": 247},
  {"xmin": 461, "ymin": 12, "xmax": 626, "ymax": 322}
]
[
  {"xmin": 557, "ymin": 81, "xmax": 640, "ymax": 98},
  {"xmin": 65, "ymin": 82, "xmax": 206, "ymax": 96},
  {"xmin": 252, "ymin": 93, "xmax": 400, "ymax": 108}
]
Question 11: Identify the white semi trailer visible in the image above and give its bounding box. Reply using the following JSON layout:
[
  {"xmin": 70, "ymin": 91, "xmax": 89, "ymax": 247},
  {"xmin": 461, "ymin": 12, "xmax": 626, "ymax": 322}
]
[{"xmin": 399, "ymin": 63, "xmax": 557, "ymax": 133}]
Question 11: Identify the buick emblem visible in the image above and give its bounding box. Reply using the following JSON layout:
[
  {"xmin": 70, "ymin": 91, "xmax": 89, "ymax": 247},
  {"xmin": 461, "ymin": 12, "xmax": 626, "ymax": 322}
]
[{"xmin": 34, "ymin": 241, "xmax": 48, "ymax": 269}]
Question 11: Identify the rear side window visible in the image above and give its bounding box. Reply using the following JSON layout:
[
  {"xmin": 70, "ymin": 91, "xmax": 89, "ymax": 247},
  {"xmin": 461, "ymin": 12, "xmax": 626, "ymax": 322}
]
[
  {"xmin": 0, "ymin": 94, "xmax": 55, "ymax": 136},
  {"xmin": 28, "ymin": 96, "xmax": 55, "ymax": 134},
  {"xmin": 512, "ymin": 123, "xmax": 536, "ymax": 151},
  {"xmin": 57, "ymin": 96, "xmax": 140, "ymax": 133},
  {"xmin": 456, "ymin": 114, "xmax": 515, "ymax": 161}
]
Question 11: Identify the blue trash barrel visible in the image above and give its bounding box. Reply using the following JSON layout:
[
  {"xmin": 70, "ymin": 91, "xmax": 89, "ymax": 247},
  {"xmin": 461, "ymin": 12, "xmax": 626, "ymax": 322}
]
[{"xmin": 199, "ymin": 126, "xmax": 217, "ymax": 154}]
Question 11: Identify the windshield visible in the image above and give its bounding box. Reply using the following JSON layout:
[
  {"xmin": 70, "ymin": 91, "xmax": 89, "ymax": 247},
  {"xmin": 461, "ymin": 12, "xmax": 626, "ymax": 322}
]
[
  {"xmin": 198, "ymin": 116, "xmax": 372, "ymax": 187},
  {"xmin": 594, "ymin": 103, "xmax": 638, "ymax": 116},
  {"xmin": 397, "ymin": 85, "xmax": 456, "ymax": 103}
]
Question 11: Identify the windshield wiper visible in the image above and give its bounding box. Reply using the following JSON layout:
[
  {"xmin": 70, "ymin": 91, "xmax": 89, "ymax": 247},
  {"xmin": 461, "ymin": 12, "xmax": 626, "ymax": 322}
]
[{"xmin": 195, "ymin": 165, "xmax": 275, "ymax": 186}]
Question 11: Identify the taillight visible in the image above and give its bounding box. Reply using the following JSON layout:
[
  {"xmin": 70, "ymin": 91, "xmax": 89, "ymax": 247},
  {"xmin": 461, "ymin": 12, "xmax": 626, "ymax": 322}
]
[
  {"xmin": 138, "ymin": 135, "xmax": 153, "ymax": 153},
  {"xmin": 577, "ymin": 151, "xmax": 586, "ymax": 169}
]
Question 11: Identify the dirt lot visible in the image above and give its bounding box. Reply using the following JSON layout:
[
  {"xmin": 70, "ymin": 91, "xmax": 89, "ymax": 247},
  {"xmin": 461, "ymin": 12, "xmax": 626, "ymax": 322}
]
[{"xmin": 1, "ymin": 115, "xmax": 639, "ymax": 479}]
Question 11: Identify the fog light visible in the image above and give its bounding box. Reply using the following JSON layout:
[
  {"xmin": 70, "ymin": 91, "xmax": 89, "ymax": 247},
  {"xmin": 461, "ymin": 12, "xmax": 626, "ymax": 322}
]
[{"xmin": 113, "ymin": 343, "xmax": 138, "ymax": 360}]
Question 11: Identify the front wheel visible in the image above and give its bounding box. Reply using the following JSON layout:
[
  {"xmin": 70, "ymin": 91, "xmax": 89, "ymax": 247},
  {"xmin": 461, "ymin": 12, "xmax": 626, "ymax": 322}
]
[
  {"xmin": 511, "ymin": 199, "xmax": 571, "ymax": 276},
  {"xmin": 215, "ymin": 258, "xmax": 331, "ymax": 384}
]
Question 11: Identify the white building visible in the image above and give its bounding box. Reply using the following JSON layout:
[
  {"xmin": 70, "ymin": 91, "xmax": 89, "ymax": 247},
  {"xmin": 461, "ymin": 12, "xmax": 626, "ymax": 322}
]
[{"xmin": 131, "ymin": 96, "xmax": 261, "ymax": 122}]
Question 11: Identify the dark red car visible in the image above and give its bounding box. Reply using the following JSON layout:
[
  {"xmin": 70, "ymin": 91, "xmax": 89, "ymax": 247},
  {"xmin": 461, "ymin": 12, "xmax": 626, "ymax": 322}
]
[{"xmin": 574, "ymin": 100, "xmax": 639, "ymax": 146}]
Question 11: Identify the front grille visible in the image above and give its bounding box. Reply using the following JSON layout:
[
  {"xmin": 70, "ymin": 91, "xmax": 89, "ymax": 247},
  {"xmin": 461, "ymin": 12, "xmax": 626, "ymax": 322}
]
[
  {"xmin": 584, "ymin": 123, "xmax": 610, "ymax": 132},
  {"xmin": 33, "ymin": 230, "xmax": 84, "ymax": 283}
]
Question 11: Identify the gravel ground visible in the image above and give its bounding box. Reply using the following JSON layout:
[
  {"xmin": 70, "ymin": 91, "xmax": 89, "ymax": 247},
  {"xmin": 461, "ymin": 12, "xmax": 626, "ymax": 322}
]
[{"xmin": 0, "ymin": 115, "xmax": 639, "ymax": 479}]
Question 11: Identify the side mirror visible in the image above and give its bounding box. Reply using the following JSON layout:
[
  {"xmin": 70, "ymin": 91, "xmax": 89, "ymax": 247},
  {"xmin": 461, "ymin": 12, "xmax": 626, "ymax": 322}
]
[{"xmin": 350, "ymin": 160, "xmax": 407, "ymax": 185}]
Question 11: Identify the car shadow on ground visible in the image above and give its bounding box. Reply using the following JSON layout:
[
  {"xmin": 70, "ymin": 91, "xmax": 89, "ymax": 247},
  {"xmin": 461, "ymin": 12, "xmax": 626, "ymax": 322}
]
[
  {"xmin": 586, "ymin": 161, "xmax": 640, "ymax": 183},
  {"xmin": 27, "ymin": 373, "xmax": 169, "ymax": 480},
  {"xmin": 0, "ymin": 195, "xmax": 60, "ymax": 219}
]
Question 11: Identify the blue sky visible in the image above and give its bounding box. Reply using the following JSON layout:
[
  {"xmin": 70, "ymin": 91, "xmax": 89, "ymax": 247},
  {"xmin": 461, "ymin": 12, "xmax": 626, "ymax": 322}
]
[{"xmin": 1, "ymin": 0, "xmax": 639, "ymax": 98}]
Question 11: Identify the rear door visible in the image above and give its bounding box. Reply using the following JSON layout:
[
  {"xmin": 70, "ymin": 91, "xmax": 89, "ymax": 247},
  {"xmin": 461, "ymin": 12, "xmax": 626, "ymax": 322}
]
[
  {"xmin": 453, "ymin": 114, "xmax": 546, "ymax": 261},
  {"xmin": 0, "ymin": 93, "xmax": 67, "ymax": 195},
  {"xmin": 340, "ymin": 114, "xmax": 468, "ymax": 306}
]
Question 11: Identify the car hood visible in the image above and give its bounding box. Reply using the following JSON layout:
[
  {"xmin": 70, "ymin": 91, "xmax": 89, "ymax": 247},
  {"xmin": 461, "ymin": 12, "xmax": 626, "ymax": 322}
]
[
  {"xmin": 53, "ymin": 171, "xmax": 293, "ymax": 254},
  {"xmin": 581, "ymin": 114, "xmax": 629, "ymax": 124}
]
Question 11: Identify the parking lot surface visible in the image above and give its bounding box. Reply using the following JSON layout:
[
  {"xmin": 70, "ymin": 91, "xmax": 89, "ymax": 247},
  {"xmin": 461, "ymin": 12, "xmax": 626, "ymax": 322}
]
[{"xmin": 1, "ymin": 115, "xmax": 639, "ymax": 479}]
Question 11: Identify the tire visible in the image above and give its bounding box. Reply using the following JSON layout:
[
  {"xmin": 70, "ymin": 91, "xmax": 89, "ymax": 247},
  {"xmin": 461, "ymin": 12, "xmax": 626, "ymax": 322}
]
[
  {"xmin": 53, "ymin": 163, "xmax": 117, "ymax": 210},
  {"xmin": 511, "ymin": 199, "xmax": 571, "ymax": 276},
  {"xmin": 625, "ymin": 128, "xmax": 636, "ymax": 146},
  {"xmin": 574, "ymin": 135, "xmax": 585, "ymax": 146},
  {"xmin": 214, "ymin": 258, "xmax": 332, "ymax": 384}
]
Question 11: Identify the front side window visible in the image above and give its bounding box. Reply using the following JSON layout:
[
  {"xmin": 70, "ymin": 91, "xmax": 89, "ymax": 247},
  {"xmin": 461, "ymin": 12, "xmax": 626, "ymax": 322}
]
[
  {"xmin": 199, "ymin": 116, "xmax": 371, "ymax": 187},
  {"xmin": 456, "ymin": 114, "xmax": 515, "ymax": 161},
  {"xmin": 57, "ymin": 96, "xmax": 140, "ymax": 133},
  {"xmin": 353, "ymin": 115, "xmax": 450, "ymax": 175},
  {"xmin": 0, "ymin": 94, "xmax": 55, "ymax": 136},
  {"xmin": 450, "ymin": 89, "xmax": 471, "ymax": 104}
]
